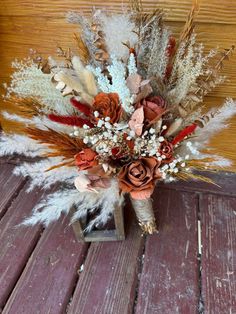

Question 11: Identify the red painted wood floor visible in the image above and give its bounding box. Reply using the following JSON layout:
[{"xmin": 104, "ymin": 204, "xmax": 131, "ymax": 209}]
[{"xmin": 0, "ymin": 159, "xmax": 235, "ymax": 314}]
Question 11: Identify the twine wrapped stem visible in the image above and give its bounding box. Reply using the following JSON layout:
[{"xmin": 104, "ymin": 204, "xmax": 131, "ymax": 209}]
[{"xmin": 130, "ymin": 197, "xmax": 158, "ymax": 234}]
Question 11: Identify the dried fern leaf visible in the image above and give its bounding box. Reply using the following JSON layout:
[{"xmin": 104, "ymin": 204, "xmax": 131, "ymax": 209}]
[
  {"xmin": 26, "ymin": 127, "xmax": 86, "ymax": 160},
  {"xmin": 46, "ymin": 159, "xmax": 75, "ymax": 172},
  {"xmin": 74, "ymin": 32, "xmax": 90, "ymax": 64},
  {"xmin": 2, "ymin": 97, "xmax": 43, "ymax": 118},
  {"xmin": 0, "ymin": 97, "xmax": 44, "ymax": 133},
  {"xmin": 0, "ymin": 115, "xmax": 25, "ymax": 134}
]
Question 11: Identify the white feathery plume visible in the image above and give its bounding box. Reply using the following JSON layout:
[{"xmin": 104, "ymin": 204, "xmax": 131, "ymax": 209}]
[
  {"xmin": 2, "ymin": 112, "xmax": 33, "ymax": 125},
  {"xmin": 95, "ymin": 11, "xmax": 138, "ymax": 59},
  {"xmin": 72, "ymin": 56, "xmax": 98, "ymax": 96},
  {"xmin": 0, "ymin": 133, "xmax": 48, "ymax": 157},
  {"xmin": 206, "ymin": 156, "xmax": 232, "ymax": 168},
  {"xmin": 22, "ymin": 179, "xmax": 123, "ymax": 230},
  {"xmin": 13, "ymin": 158, "xmax": 78, "ymax": 191},
  {"xmin": 72, "ymin": 179, "xmax": 124, "ymax": 231},
  {"xmin": 22, "ymin": 188, "xmax": 80, "ymax": 226},
  {"xmin": 178, "ymin": 140, "xmax": 232, "ymax": 168},
  {"xmin": 66, "ymin": 11, "xmax": 100, "ymax": 67},
  {"xmin": 194, "ymin": 98, "xmax": 236, "ymax": 147},
  {"xmin": 32, "ymin": 116, "xmax": 74, "ymax": 134}
]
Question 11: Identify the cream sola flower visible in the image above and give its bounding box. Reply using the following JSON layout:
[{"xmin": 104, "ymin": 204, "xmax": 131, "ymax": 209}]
[{"xmin": 0, "ymin": 1, "xmax": 236, "ymax": 234}]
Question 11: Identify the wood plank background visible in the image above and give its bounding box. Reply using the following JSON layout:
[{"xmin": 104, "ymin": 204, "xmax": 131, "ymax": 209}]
[{"xmin": 0, "ymin": 0, "xmax": 236, "ymax": 167}]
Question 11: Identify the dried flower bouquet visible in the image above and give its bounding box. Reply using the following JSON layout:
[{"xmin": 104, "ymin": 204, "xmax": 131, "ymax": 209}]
[{"xmin": 0, "ymin": 0, "xmax": 236, "ymax": 235}]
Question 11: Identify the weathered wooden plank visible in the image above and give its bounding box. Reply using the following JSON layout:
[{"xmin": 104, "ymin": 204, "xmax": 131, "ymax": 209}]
[
  {"xmin": 0, "ymin": 183, "xmax": 45, "ymax": 309},
  {"xmin": 0, "ymin": 0, "xmax": 236, "ymax": 25},
  {"xmin": 159, "ymin": 171, "xmax": 236, "ymax": 197},
  {"xmin": 135, "ymin": 189, "xmax": 199, "ymax": 314},
  {"xmin": 0, "ymin": 163, "xmax": 26, "ymax": 218},
  {"xmin": 68, "ymin": 212, "xmax": 144, "ymax": 314},
  {"xmin": 3, "ymin": 216, "xmax": 88, "ymax": 314},
  {"xmin": 200, "ymin": 194, "xmax": 236, "ymax": 314}
]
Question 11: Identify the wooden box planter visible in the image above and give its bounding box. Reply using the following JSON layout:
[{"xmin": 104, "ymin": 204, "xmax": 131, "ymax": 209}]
[{"xmin": 71, "ymin": 204, "xmax": 125, "ymax": 242}]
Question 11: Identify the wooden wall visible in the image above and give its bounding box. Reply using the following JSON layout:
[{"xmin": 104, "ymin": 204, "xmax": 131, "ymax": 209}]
[{"xmin": 0, "ymin": 0, "xmax": 236, "ymax": 167}]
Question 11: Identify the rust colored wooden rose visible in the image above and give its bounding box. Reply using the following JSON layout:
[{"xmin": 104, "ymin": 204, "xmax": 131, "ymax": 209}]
[
  {"xmin": 75, "ymin": 148, "xmax": 98, "ymax": 170},
  {"xmin": 93, "ymin": 92, "xmax": 122, "ymax": 123},
  {"xmin": 118, "ymin": 157, "xmax": 162, "ymax": 200},
  {"xmin": 159, "ymin": 140, "xmax": 174, "ymax": 163},
  {"xmin": 136, "ymin": 96, "xmax": 166, "ymax": 124}
]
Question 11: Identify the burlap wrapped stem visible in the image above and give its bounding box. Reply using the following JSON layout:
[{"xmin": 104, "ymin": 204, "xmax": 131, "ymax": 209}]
[{"xmin": 130, "ymin": 197, "xmax": 157, "ymax": 234}]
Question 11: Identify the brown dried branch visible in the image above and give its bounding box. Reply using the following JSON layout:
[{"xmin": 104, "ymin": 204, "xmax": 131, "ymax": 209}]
[
  {"xmin": 216, "ymin": 46, "xmax": 235, "ymax": 69},
  {"xmin": 56, "ymin": 46, "xmax": 73, "ymax": 68},
  {"xmin": 26, "ymin": 127, "xmax": 86, "ymax": 160},
  {"xmin": 184, "ymin": 45, "xmax": 235, "ymax": 110}
]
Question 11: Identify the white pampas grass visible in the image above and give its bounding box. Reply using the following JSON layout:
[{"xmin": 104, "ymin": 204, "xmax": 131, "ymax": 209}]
[
  {"xmin": 0, "ymin": 133, "xmax": 48, "ymax": 157},
  {"xmin": 72, "ymin": 179, "xmax": 124, "ymax": 231},
  {"xmin": 22, "ymin": 188, "xmax": 80, "ymax": 226},
  {"xmin": 194, "ymin": 98, "xmax": 236, "ymax": 146},
  {"xmin": 22, "ymin": 179, "xmax": 123, "ymax": 230},
  {"xmin": 96, "ymin": 12, "xmax": 138, "ymax": 59},
  {"xmin": 207, "ymin": 156, "xmax": 232, "ymax": 168},
  {"xmin": 66, "ymin": 11, "xmax": 100, "ymax": 67},
  {"xmin": 13, "ymin": 158, "xmax": 78, "ymax": 191}
]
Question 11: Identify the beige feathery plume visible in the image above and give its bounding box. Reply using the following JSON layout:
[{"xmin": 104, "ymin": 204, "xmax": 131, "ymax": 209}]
[
  {"xmin": 72, "ymin": 56, "xmax": 98, "ymax": 96},
  {"xmin": 53, "ymin": 72, "xmax": 94, "ymax": 104}
]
